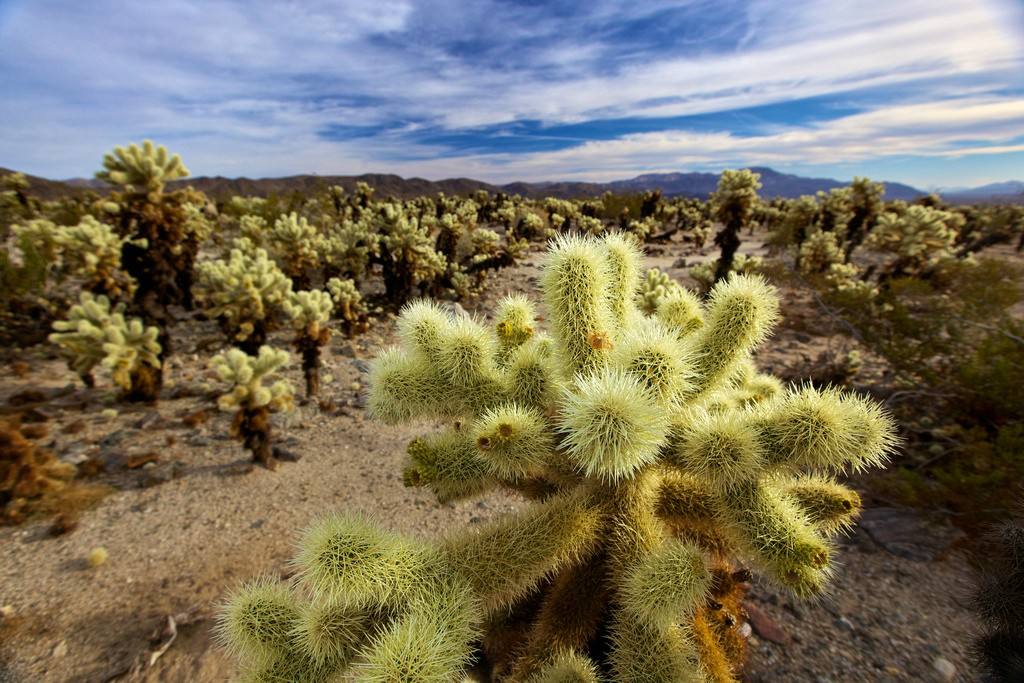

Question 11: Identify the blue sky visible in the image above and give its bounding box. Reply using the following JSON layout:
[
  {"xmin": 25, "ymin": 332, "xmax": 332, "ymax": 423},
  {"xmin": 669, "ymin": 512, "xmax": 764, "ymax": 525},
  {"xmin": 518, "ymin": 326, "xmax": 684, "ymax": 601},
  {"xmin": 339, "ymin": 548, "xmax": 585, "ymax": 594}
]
[{"xmin": 1, "ymin": 0, "xmax": 1022, "ymax": 189}]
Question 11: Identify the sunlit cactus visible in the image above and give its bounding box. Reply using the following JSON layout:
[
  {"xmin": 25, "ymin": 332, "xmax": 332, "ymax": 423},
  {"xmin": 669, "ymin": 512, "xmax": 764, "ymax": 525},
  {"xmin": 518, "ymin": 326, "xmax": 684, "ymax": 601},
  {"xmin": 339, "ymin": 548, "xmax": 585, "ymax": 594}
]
[
  {"xmin": 95, "ymin": 140, "xmax": 188, "ymax": 195},
  {"xmin": 710, "ymin": 170, "xmax": 762, "ymax": 285},
  {"xmin": 11, "ymin": 219, "xmax": 62, "ymax": 265},
  {"xmin": 96, "ymin": 142, "xmax": 206, "ymax": 351},
  {"xmin": 219, "ymin": 233, "xmax": 897, "ymax": 681},
  {"xmin": 283, "ymin": 290, "xmax": 334, "ymax": 399},
  {"xmin": 798, "ymin": 231, "xmax": 844, "ymax": 275},
  {"xmin": 638, "ymin": 267, "xmax": 681, "ymax": 315},
  {"xmin": 842, "ymin": 177, "xmax": 885, "ymax": 260},
  {"xmin": 326, "ymin": 277, "xmax": 369, "ymax": 337},
  {"xmin": 376, "ymin": 202, "xmax": 448, "ymax": 304},
  {"xmin": 866, "ymin": 205, "xmax": 965, "ymax": 277},
  {"xmin": 49, "ymin": 292, "xmax": 162, "ymax": 401},
  {"xmin": 322, "ymin": 218, "xmax": 377, "ymax": 281},
  {"xmin": 193, "ymin": 248, "xmax": 293, "ymax": 354},
  {"xmin": 53, "ymin": 215, "xmax": 139, "ymax": 299},
  {"xmin": 690, "ymin": 254, "xmax": 763, "ymax": 295},
  {"xmin": 267, "ymin": 212, "xmax": 322, "ymax": 289},
  {"xmin": 210, "ymin": 346, "xmax": 295, "ymax": 470}
]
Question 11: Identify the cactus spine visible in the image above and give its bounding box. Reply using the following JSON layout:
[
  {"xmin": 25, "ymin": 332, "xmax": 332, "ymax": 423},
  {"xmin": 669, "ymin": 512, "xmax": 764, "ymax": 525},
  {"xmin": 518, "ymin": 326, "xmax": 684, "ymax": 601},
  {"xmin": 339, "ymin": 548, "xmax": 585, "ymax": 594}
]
[{"xmin": 219, "ymin": 234, "xmax": 896, "ymax": 681}]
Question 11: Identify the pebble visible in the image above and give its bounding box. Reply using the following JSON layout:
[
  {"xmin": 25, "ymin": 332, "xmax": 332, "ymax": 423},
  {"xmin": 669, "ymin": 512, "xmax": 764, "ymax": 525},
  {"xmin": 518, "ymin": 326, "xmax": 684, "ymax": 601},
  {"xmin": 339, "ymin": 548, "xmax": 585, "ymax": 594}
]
[
  {"xmin": 932, "ymin": 657, "xmax": 956, "ymax": 682},
  {"xmin": 835, "ymin": 616, "xmax": 855, "ymax": 632},
  {"xmin": 52, "ymin": 640, "xmax": 68, "ymax": 658}
]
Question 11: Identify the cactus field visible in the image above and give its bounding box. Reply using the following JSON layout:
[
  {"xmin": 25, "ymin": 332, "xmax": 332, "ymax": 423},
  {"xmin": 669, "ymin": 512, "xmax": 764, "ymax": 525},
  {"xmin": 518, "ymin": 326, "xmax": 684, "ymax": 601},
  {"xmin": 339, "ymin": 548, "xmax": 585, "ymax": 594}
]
[{"xmin": 0, "ymin": 150, "xmax": 1022, "ymax": 683}]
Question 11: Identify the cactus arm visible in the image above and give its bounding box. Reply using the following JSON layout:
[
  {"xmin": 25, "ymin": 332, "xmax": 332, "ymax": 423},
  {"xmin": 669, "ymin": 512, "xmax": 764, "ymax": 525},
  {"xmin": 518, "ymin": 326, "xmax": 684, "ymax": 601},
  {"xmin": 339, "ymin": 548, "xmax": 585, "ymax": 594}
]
[{"xmin": 442, "ymin": 490, "xmax": 604, "ymax": 612}]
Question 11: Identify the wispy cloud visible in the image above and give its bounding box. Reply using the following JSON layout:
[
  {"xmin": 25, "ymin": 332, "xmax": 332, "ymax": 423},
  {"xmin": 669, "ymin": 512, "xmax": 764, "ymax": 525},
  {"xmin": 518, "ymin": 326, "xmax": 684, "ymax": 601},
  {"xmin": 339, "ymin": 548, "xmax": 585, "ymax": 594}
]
[{"xmin": 0, "ymin": 0, "xmax": 1021, "ymax": 186}]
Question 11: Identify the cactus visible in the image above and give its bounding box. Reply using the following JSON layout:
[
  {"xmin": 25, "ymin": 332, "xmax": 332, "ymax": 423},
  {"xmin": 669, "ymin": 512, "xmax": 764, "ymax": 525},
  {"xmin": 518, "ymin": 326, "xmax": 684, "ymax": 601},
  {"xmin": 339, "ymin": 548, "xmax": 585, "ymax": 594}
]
[
  {"xmin": 49, "ymin": 292, "xmax": 162, "ymax": 401},
  {"xmin": 210, "ymin": 346, "xmax": 295, "ymax": 470},
  {"xmin": 322, "ymin": 218, "xmax": 377, "ymax": 282},
  {"xmin": 639, "ymin": 267, "xmax": 682, "ymax": 315},
  {"xmin": 267, "ymin": 212, "xmax": 322, "ymax": 289},
  {"xmin": 866, "ymin": 205, "xmax": 965, "ymax": 278},
  {"xmin": 970, "ymin": 515, "xmax": 1024, "ymax": 682},
  {"xmin": 690, "ymin": 254, "xmax": 764, "ymax": 295},
  {"xmin": 53, "ymin": 215, "xmax": 138, "ymax": 299},
  {"xmin": 842, "ymin": 178, "xmax": 885, "ymax": 260},
  {"xmin": 97, "ymin": 142, "xmax": 204, "ymax": 358},
  {"xmin": 96, "ymin": 140, "xmax": 188, "ymax": 194},
  {"xmin": 1, "ymin": 418, "xmax": 76, "ymax": 523},
  {"xmin": 193, "ymin": 248, "xmax": 293, "ymax": 354},
  {"xmin": 376, "ymin": 202, "xmax": 448, "ymax": 304},
  {"xmin": 219, "ymin": 234, "xmax": 896, "ymax": 681},
  {"xmin": 798, "ymin": 231, "xmax": 844, "ymax": 276},
  {"xmin": 710, "ymin": 170, "xmax": 761, "ymax": 285},
  {"xmin": 283, "ymin": 290, "xmax": 334, "ymax": 398},
  {"xmin": 326, "ymin": 277, "xmax": 369, "ymax": 337}
]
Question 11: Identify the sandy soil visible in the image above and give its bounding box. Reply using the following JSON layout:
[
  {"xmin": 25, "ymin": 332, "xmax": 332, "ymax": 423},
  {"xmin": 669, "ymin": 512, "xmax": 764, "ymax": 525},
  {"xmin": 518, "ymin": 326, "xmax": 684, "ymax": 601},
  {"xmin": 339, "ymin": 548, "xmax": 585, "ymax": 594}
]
[{"xmin": 0, "ymin": 234, "xmax": 979, "ymax": 682}]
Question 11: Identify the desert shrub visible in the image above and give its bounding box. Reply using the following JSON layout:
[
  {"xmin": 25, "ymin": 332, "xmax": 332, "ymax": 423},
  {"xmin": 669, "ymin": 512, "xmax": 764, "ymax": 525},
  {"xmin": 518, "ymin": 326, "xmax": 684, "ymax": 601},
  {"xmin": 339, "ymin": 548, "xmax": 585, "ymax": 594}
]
[{"xmin": 0, "ymin": 418, "xmax": 76, "ymax": 523}]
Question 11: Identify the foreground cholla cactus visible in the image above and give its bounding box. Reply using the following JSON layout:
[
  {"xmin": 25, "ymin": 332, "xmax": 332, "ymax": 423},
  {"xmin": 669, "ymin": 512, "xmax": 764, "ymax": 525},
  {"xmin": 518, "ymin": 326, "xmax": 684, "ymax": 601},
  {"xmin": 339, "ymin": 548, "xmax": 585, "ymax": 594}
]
[
  {"xmin": 283, "ymin": 290, "xmax": 334, "ymax": 398},
  {"xmin": 49, "ymin": 292, "xmax": 162, "ymax": 401},
  {"xmin": 219, "ymin": 234, "xmax": 896, "ymax": 681},
  {"xmin": 210, "ymin": 346, "xmax": 295, "ymax": 470}
]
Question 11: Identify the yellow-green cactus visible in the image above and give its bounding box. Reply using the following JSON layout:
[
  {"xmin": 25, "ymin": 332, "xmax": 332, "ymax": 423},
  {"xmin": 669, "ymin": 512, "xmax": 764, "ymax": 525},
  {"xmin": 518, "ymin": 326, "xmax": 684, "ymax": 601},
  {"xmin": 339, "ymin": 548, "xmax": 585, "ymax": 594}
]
[
  {"xmin": 283, "ymin": 290, "xmax": 334, "ymax": 398},
  {"xmin": 798, "ymin": 231, "xmax": 845, "ymax": 276},
  {"xmin": 219, "ymin": 234, "xmax": 897, "ymax": 682},
  {"xmin": 53, "ymin": 215, "xmax": 139, "ymax": 299},
  {"xmin": 49, "ymin": 292, "xmax": 162, "ymax": 401},
  {"xmin": 210, "ymin": 346, "xmax": 294, "ymax": 469},
  {"xmin": 690, "ymin": 254, "xmax": 763, "ymax": 295},
  {"xmin": 267, "ymin": 212, "xmax": 322, "ymax": 288},
  {"xmin": 193, "ymin": 248, "xmax": 293, "ymax": 353},
  {"xmin": 639, "ymin": 267, "xmax": 682, "ymax": 315},
  {"xmin": 326, "ymin": 277, "xmax": 368, "ymax": 337},
  {"xmin": 867, "ymin": 205, "xmax": 965, "ymax": 277},
  {"xmin": 376, "ymin": 201, "xmax": 448, "ymax": 304},
  {"xmin": 95, "ymin": 140, "xmax": 189, "ymax": 194}
]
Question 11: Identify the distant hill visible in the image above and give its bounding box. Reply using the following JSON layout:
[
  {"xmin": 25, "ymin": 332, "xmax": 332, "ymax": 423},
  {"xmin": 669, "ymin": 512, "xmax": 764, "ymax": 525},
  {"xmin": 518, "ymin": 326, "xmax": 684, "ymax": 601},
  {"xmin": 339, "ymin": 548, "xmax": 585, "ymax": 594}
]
[{"xmin": 7, "ymin": 165, "xmax": 1020, "ymax": 204}]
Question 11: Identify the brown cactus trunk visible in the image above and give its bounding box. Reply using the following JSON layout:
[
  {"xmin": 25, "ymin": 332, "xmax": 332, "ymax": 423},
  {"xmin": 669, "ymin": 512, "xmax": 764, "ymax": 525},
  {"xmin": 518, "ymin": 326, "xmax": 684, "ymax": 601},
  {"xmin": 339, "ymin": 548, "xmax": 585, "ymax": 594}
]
[{"xmin": 232, "ymin": 406, "xmax": 278, "ymax": 470}]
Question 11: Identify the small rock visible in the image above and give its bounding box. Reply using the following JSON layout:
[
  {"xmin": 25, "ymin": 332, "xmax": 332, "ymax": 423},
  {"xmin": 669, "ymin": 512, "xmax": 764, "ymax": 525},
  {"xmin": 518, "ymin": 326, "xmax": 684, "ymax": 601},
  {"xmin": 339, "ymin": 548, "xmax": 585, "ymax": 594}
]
[
  {"xmin": 100, "ymin": 430, "xmax": 131, "ymax": 447},
  {"xmin": 52, "ymin": 640, "xmax": 68, "ymax": 658},
  {"xmin": 672, "ymin": 257, "xmax": 688, "ymax": 268},
  {"xmin": 251, "ymin": 519, "xmax": 265, "ymax": 529},
  {"xmin": 746, "ymin": 602, "xmax": 791, "ymax": 645},
  {"xmin": 834, "ymin": 616, "xmax": 855, "ymax": 632},
  {"xmin": 352, "ymin": 359, "xmax": 371, "ymax": 375},
  {"xmin": 60, "ymin": 444, "xmax": 92, "ymax": 465},
  {"xmin": 0, "ymin": 605, "xmax": 14, "ymax": 621},
  {"xmin": 338, "ymin": 342, "xmax": 358, "ymax": 358},
  {"xmin": 134, "ymin": 412, "xmax": 163, "ymax": 430},
  {"xmin": 125, "ymin": 452, "xmax": 160, "ymax": 469},
  {"xmin": 61, "ymin": 419, "xmax": 87, "ymax": 435},
  {"xmin": 859, "ymin": 507, "xmax": 966, "ymax": 561},
  {"xmin": 932, "ymin": 657, "xmax": 956, "ymax": 682}
]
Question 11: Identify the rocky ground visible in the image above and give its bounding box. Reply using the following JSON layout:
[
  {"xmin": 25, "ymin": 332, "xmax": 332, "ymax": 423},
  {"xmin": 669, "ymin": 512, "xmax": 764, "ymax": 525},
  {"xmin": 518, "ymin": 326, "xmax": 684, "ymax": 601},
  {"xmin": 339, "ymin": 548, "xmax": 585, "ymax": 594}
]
[{"xmin": 0, "ymin": 234, "xmax": 982, "ymax": 682}]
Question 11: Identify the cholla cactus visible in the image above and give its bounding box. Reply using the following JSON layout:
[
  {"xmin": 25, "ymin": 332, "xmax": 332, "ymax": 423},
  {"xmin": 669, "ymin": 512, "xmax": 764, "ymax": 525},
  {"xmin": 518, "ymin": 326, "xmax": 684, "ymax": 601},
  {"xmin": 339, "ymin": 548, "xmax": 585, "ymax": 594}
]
[
  {"xmin": 710, "ymin": 170, "xmax": 762, "ymax": 285},
  {"xmin": 283, "ymin": 290, "xmax": 334, "ymax": 398},
  {"xmin": 639, "ymin": 267, "xmax": 681, "ymax": 314},
  {"xmin": 1, "ymin": 418, "xmax": 76, "ymax": 523},
  {"xmin": 53, "ymin": 215, "xmax": 138, "ymax": 299},
  {"xmin": 219, "ymin": 234, "xmax": 896, "ymax": 681},
  {"xmin": 843, "ymin": 177, "xmax": 885, "ymax": 259},
  {"xmin": 866, "ymin": 205, "xmax": 965, "ymax": 277},
  {"xmin": 326, "ymin": 277, "xmax": 368, "ymax": 337},
  {"xmin": 239, "ymin": 215, "xmax": 268, "ymax": 248},
  {"xmin": 210, "ymin": 346, "xmax": 295, "ymax": 470},
  {"xmin": 267, "ymin": 213, "xmax": 322, "ymax": 289},
  {"xmin": 193, "ymin": 248, "xmax": 293, "ymax": 353},
  {"xmin": 798, "ymin": 231, "xmax": 844, "ymax": 276},
  {"xmin": 377, "ymin": 202, "xmax": 448, "ymax": 304},
  {"xmin": 690, "ymin": 254, "xmax": 764, "ymax": 295},
  {"xmin": 49, "ymin": 292, "xmax": 162, "ymax": 401},
  {"xmin": 11, "ymin": 219, "xmax": 62, "ymax": 265},
  {"xmin": 96, "ymin": 140, "xmax": 189, "ymax": 195},
  {"xmin": 322, "ymin": 218, "xmax": 377, "ymax": 281}
]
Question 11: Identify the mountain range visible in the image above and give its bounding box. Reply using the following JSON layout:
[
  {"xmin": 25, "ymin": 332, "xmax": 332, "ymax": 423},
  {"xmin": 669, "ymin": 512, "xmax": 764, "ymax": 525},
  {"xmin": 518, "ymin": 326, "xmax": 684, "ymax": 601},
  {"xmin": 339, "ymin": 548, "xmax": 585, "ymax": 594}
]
[{"xmin": 4, "ymin": 166, "xmax": 1021, "ymax": 204}]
